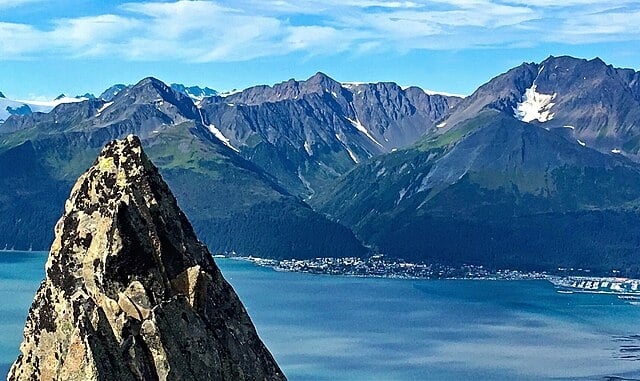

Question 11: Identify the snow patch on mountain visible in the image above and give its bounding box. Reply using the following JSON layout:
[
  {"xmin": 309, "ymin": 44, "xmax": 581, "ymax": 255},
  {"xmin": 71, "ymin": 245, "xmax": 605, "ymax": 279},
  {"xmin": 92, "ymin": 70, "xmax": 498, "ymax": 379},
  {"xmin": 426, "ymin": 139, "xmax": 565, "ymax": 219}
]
[
  {"xmin": 341, "ymin": 82, "xmax": 368, "ymax": 89},
  {"xmin": 220, "ymin": 89, "xmax": 241, "ymax": 97},
  {"xmin": 514, "ymin": 85, "xmax": 557, "ymax": 123},
  {"xmin": 335, "ymin": 133, "xmax": 359, "ymax": 163},
  {"xmin": 96, "ymin": 101, "xmax": 113, "ymax": 116},
  {"xmin": 170, "ymin": 84, "xmax": 218, "ymax": 101},
  {"xmin": 207, "ymin": 124, "xmax": 239, "ymax": 152},
  {"xmin": 304, "ymin": 140, "xmax": 313, "ymax": 156},
  {"xmin": 23, "ymin": 96, "xmax": 86, "ymax": 108},
  {"xmin": 422, "ymin": 89, "xmax": 466, "ymax": 98},
  {"xmin": 346, "ymin": 117, "xmax": 383, "ymax": 148}
]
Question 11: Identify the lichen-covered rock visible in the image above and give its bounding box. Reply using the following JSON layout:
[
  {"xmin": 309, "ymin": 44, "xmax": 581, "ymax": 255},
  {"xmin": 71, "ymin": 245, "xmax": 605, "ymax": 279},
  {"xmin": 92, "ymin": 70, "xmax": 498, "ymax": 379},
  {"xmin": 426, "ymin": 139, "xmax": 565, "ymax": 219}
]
[{"xmin": 8, "ymin": 135, "xmax": 286, "ymax": 381}]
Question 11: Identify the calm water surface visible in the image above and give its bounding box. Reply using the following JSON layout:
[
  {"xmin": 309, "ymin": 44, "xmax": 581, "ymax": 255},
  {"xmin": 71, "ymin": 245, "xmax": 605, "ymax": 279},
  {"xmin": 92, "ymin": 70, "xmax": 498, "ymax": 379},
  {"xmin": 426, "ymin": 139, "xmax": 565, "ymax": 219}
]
[{"xmin": 1, "ymin": 251, "xmax": 640, "ymax": 380}]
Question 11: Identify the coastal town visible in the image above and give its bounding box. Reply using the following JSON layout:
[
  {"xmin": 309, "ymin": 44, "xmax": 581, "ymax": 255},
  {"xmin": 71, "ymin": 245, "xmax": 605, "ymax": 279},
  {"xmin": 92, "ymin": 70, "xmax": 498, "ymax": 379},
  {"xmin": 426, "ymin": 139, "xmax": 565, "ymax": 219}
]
[
  {"xmin": 229, "ymin": 255, "xmax": 640, "ymax": 299},
  {"xmin": 232, "ymin": 255, "xmax": 549, "ymax": 280}
]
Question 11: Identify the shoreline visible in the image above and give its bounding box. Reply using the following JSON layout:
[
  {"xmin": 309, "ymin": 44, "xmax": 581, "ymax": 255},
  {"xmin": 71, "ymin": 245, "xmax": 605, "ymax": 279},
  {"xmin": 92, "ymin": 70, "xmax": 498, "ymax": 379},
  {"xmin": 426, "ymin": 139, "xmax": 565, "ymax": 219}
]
[
  {"xmin": 222, "ymin": 256, "xmax": 640, "ymax": 300},
  {"xmin": 223, "ymin": 255, "xmax": 549, "ymax": 281}
]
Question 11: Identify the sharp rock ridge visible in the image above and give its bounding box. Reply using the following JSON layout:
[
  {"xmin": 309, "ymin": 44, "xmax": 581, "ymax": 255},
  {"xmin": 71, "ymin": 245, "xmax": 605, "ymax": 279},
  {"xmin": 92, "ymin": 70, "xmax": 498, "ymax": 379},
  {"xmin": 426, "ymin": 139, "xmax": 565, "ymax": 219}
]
[{"xmin": 8, "ymin": 135, "xmax": 286, "ymax": 381}]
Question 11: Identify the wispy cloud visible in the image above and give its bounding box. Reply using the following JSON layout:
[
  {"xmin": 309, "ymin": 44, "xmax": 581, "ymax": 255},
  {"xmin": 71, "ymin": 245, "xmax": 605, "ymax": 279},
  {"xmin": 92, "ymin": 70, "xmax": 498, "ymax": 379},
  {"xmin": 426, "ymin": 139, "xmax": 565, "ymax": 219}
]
[
  {"xmin": 0, "ymin": 0, "xmax": 638, "ymax": 62},
  {"xmin": 0, "ymin": 0, "xmax": 42, "ymax": 9}
]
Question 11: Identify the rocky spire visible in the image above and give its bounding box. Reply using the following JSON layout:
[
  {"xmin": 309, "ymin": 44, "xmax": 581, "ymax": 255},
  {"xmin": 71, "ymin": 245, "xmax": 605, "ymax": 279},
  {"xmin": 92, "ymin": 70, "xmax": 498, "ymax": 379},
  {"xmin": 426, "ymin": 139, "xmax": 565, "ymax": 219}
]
[{"xmin": 8, "ymin": 135, "xmax": 286, "ymax": 381}]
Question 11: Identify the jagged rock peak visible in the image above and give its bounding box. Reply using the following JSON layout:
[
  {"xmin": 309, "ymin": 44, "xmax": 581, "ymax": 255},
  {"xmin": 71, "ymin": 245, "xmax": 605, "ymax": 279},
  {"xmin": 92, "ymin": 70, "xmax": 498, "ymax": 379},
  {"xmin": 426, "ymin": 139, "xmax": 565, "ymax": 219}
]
[
  {"xmin": 125, "ymin": 77, "xmax": 179, "ymax": 100},
  {"xmin": 113, "ymin": 77, "xmax": 199, "ymax": 121},
  {"xmin": 135, "ymin": 76, "xmax": 170, "ymax": 90},
  {"xmin": 222, "ymin": 72, "xmax": 345, "ymax": 105},
  {"xmin": 306, "ymin": 71, "xmax": 338, "ymax": 85},
  {"xmin": 99, "ymin": 84, "xmax": 129, "ymax": 101},
  {"xmin": 8, "ymin": 135, "xmax": 286, "ymax": 381}
]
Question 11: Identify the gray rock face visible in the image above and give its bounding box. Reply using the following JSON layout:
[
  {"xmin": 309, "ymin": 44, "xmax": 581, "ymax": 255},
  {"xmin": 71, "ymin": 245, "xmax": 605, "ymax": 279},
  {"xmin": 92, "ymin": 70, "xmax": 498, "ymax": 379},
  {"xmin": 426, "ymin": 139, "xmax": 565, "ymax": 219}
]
[
  {"xmin": 169, "ymin": 84, "xmax": 218, "ymax": 101},
  {"xmin": 200, "ymin": 72, "xmax": 460, "ymax": 195},
  {"xmin": 8, "ymin": 135, "xmax": 286, "ymax": 381},
  {"xmin": 439, "ymin": 56, "xmax": 640, "ymax": 159},
  {"xmin": 99, "ymin": 84, "xmax": 129, "ymax": 101},
  {"xmin": 1, "ymin": 78, "xmax": 199, "ymax": 138}
]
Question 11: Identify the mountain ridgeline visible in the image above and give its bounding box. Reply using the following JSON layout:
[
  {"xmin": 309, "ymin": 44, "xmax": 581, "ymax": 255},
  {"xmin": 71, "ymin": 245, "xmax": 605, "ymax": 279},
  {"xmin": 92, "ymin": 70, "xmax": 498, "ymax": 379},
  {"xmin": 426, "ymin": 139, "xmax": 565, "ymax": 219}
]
[
  {"xmin": 0, "ymin": 72, "xmax": 455, "ymax": 259},
  {"xmin": 3, "ymin": 56, "xmax": 640, "ymax": 275},
  {"xmin": 198, "ymin": 72, "xmax": 459, "ymax": 195},
  {"xmin": 439, "ymin": 56, "xmax": 640, "ymax": 158}
]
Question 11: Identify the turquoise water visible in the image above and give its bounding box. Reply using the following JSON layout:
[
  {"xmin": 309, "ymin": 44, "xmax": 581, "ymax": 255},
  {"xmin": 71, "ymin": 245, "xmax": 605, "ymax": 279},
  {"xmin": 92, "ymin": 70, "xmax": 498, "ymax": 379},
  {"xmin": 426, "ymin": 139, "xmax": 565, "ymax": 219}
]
[{"xmin": 2, "ymin": 252, "xmax": 640, "ymax": 380}]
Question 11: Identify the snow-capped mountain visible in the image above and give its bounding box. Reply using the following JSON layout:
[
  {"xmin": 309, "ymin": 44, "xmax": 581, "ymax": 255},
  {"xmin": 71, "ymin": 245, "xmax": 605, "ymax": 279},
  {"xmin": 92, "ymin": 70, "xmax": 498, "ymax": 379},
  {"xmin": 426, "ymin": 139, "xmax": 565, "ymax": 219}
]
[
  {"xmin": 317, "ymin": 56, "xmax": 640, "ymax": 276},
  {"xmin": 0, "ymin": 76, "xmax": 368, "ymax": 260},
  {"xmin": 4, "ymin": 58, "xmax": 640, "ymax": 276},
  {"xmin": 0, "ymin": 92, "xmax": 85, "ymax": 123}
]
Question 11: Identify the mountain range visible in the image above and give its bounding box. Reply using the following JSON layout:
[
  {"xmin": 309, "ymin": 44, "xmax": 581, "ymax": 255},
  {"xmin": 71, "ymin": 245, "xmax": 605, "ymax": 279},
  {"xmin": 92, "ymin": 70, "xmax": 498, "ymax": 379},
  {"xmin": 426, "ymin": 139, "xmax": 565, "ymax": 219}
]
[
  {"xmin": 3, "ymin": 55, "xmax": 640, "ymax": 276},
  {"xmin": 0, "ymin": 83, "xmax": 225, "ymax": 124}
]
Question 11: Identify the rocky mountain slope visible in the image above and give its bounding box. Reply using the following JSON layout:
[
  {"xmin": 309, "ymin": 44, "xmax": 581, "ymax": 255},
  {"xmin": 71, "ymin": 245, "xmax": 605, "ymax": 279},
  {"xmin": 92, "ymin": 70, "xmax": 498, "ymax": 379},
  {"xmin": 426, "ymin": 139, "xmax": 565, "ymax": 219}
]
[
  {"xmin": 200, "ymin": 72, "xmax": 460, "ymax": 196},
  {"xmin": 4, "ymin": 57, "xmax": 640, "ymax": 274},
  {"xmin": 315, "ymin": 56, "xmax": 640, "ymax": 275},
  {"xmin": 99, "ymin": 84, "xmax": 129, "ymax": 101},
  {"xmin": 318, "ymin": 109, "xmax": 640, "ymax": 275},
  {"xmin": 8, "ymin": 136, "xmax": 285, "ymax": 380},
  {"xmin": 0, "ymin": 78, "xmax": 367, "ymax": 259},
  {"xmin": 437, "ymin": 55, "xmax": 640, "ymax": 159}
]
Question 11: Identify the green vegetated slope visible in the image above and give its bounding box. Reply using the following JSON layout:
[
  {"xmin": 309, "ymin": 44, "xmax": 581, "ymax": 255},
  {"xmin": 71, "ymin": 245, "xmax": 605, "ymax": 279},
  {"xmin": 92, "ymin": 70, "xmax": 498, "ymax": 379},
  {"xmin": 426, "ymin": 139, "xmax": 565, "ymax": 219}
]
[
  {"xmin": 0, "ymin": 79, "xmax": 367, "ymax": 259},
  {"xmin": 318, "ymin": 111, "xmax": 640, "ymax": 275}
]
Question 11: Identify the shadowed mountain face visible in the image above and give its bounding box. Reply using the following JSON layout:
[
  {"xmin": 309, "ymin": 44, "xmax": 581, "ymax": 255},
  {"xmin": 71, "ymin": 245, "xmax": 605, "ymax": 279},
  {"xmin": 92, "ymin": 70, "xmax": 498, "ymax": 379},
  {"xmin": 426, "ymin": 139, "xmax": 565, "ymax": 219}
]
[
  {"xmin": 318, "ymin": 111, "xmax": 640, "ymax": 275},
  {"xmin": 310, "ymin": 56, "xmax": 640, "ymax": 275},
  {"xmin": 8, "ymin": 136, "xmax": 286, "ymax": 381}
]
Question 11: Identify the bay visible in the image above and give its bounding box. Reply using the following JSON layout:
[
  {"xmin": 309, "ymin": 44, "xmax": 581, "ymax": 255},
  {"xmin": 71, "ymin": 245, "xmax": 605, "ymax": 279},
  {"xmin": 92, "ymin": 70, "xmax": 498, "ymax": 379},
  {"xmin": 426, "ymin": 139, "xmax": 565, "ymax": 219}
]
[{"xmin": 1, "ymin": 251, "xmax": 640, "ymax": 380}]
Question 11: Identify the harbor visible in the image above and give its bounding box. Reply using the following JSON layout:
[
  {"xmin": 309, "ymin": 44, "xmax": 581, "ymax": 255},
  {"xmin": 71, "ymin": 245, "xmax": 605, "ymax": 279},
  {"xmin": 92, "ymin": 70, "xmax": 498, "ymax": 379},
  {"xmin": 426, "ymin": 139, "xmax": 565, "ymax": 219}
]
[{"xmin": 549, "ymin": 276, "xmax": 640, "ymax": 298}]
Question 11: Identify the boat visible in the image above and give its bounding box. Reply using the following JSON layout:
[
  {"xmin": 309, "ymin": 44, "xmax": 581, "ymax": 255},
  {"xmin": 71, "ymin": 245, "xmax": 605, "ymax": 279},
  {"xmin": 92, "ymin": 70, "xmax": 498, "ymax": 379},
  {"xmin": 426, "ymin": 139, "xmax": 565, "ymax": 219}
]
[
  {"xmin": 618, "ymin": 295, "xmax": 640, "ymax": 301},
  {"xmin": 548, "ymin": 276, "xmax": 640, "ymax": 296}
]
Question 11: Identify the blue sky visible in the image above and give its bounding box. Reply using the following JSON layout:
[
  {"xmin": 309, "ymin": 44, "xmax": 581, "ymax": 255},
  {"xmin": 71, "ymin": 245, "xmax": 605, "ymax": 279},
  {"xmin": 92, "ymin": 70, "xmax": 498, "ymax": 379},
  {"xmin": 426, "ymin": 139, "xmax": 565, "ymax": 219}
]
[{"xmin": 1, "ymin": 0, "xmax": 639, "ymax": 99}]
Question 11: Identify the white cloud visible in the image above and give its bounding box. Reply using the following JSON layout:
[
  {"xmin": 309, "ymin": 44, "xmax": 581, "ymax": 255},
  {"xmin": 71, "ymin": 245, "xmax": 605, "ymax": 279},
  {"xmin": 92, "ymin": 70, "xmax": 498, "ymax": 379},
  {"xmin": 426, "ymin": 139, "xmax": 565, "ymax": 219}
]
[
  {"xmin": 120, "ymin": 1, "xmax": 287, "ymax": 61},
  {"xmin": 0, "ymin": 0, "xmax": 638, "ymax": 62},
  {"xmin": 0, "ymin": 22, "xmax": 43, "ymax": 56},
  {"xmin": 559, "ymin": 10, "xmax": 640, "ymax": 38}
]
